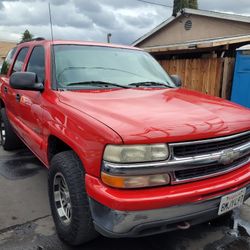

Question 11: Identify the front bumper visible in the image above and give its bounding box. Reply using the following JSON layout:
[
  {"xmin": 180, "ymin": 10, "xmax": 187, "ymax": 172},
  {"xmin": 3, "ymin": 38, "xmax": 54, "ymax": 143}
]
[
  {"xmin": 86, "ymin": 164, "xmax": 250, "ymax": 211},
  {"xmin": 89, "ymin": 184, "xmax": 250, "ymax": 238}
]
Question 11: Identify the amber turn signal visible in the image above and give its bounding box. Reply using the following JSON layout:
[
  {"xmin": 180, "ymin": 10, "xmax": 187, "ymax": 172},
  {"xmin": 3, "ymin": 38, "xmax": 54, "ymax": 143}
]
[{"xmin": 101, "ymin": 172, "xmax": 170, "ymax": 189}]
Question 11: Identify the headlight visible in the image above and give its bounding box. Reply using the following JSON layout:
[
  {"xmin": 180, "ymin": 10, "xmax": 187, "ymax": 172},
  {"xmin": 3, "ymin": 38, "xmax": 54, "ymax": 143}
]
[{"xmin": 103, "ymin": 144, "xmax": 169, "ymax": 163}]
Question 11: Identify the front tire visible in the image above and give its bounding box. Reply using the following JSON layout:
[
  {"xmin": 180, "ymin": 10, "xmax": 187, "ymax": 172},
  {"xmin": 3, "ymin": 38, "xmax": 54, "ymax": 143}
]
[
  {"xmin": 48, "ymin": 151, "xmax": 98, "ymax": 246},
  {"xmin": 0, "ymin": 108, "xmax": 22, "ymax": 150}
]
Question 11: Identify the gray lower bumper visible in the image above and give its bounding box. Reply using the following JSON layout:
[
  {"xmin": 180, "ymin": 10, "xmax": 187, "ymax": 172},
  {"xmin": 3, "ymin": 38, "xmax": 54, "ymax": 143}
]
[{"xmin": 89, "ymin": 184, "xmax": 250, "ymax": 238}]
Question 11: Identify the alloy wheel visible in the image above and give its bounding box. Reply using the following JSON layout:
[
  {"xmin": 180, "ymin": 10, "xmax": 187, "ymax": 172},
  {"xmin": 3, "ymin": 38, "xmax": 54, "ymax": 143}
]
[{"xmin": 53, "ymin": 172, "xmax": 72, "ymax": 225}]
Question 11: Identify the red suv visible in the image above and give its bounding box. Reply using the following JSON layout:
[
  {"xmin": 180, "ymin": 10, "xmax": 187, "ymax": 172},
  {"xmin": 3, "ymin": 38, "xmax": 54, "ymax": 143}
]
[{"xmin": 0, "ymin": 39, "xmax": 250, "ymax": 246}]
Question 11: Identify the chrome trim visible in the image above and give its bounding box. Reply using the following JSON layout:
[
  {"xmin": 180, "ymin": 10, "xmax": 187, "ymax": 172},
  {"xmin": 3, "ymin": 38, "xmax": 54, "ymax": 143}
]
[
  {"xmin": 170, "ymin": 130, "xmax": 250, "ymax": 146},
  {"xmin": 102, "ymin": 131, "xmax": 250, "ymax": 184}
]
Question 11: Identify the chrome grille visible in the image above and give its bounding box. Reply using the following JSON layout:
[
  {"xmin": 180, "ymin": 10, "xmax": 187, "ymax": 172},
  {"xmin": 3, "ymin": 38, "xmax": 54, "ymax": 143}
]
[
  {"xmin": 170, "ymin": 131, "xmax": 250, "ymax": 184},
  {"xmin": 174, "ymin": 156, "xmax": 249, "ymax": 181},
  {"xmin": 174, "ymin": 132, "xmax": 250, "ymax": 157}
]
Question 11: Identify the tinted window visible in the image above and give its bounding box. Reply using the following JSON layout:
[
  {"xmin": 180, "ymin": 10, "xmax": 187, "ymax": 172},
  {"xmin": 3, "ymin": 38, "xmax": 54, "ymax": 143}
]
[
  {"xmin": 12, "ymin": 47, "xmax": 29, "ymax": 73},
  {"xmin": 1, "ymin": 47, "xmax": 17, "ymax": 75},
  {"xmin": 27, "ymin": 46, "xmax": 45, "ymax": 83}
]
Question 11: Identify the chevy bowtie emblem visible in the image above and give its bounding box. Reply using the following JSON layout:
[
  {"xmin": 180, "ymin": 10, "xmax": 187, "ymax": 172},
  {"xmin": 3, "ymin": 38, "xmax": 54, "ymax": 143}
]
[{"xmin": 219, "ymin": 149, "xmax": 240, "ymax": 165}]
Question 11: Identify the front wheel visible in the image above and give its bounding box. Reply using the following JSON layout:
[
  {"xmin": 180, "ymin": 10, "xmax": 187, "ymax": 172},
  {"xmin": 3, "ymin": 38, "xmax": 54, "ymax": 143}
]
[{"xmin": 48, "ymin": 151, "xmax": 98, "ymax": 246}]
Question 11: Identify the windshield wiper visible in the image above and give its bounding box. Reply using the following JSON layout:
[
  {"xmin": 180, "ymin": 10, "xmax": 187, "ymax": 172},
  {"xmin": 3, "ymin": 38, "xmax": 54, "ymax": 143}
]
[
  {"xmin": 66, "ymin": 81, "xmax": 129, "ymax": 89},
  {"xmin": 128, "ymin": 81, "xmax": 172, "ymax": 88}
]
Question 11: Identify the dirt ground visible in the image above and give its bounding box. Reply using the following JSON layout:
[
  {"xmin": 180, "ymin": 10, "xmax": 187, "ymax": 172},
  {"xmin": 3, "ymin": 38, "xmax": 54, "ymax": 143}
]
[{"xmin": 0, "ymin": 147, "xmax": 249, "ymax": 250}]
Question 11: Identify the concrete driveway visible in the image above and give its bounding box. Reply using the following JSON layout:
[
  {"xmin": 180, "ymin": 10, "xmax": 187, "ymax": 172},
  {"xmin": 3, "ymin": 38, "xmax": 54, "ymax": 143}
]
[{"xmin": 0, "ymin": 146, "xmax": 249, "ymax": 250}]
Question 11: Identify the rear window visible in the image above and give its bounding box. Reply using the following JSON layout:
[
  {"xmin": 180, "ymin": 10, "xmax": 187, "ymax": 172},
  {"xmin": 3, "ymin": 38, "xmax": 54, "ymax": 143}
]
[
  {"xmin": 12, "ymin": 47, "xmax": 29, "ymax": 73},
  {"xmin": 1, "ymin": 47, "xmax": 17, "ymax": 75}
]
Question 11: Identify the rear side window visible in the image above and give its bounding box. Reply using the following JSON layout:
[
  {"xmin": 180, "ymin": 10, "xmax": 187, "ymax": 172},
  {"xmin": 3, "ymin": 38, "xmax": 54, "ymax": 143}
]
[
  {"xmin": 1, "ymin": 47, "xmax": 17, "ymax": 75},
  {"xmin": 26, "ymin": 46, "xmax": 45, "ymax": 83},
  {"xmin": 12, "ymin": 47, "xmax": 29, "ymax": 73}
]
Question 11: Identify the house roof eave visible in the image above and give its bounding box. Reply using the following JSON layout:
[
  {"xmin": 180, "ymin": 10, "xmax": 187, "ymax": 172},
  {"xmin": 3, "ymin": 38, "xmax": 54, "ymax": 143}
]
[
  {"xmin": 142, "ymin": 34, "xmax": 250, "ymax": 53},
  {"xmin": 132, "ymin": 8, "xmax": 250, "ymax": 47}
]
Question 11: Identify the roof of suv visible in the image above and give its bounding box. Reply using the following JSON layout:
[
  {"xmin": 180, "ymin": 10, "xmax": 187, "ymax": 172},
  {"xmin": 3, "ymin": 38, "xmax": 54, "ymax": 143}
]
[{"xmin": 18, "ymin": 38, "xmax": 141, "ymax": 51}]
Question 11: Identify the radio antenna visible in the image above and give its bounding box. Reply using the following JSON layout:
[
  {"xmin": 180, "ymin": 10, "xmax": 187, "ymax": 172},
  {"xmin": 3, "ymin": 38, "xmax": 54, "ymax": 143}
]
[
  {"xmin": 48, "ymin": 3, "xmax": 59, "ymax": 90},
  {"xmin": 48, "ymin": 3, "xmax": 54, "ymax": 41}
]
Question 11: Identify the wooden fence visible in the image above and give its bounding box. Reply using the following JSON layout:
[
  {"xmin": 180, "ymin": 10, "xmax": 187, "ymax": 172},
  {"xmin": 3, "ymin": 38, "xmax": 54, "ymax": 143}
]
[{"xmin": 159, "ymin": 57, "xmax": 235, "ymax": 99}]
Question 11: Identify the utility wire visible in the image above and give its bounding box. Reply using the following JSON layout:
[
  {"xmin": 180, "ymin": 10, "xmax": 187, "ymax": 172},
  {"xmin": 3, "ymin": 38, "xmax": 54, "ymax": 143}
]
[{"xmin": 137, "ymin": 0, "xmax": 172, "ymax": 8}]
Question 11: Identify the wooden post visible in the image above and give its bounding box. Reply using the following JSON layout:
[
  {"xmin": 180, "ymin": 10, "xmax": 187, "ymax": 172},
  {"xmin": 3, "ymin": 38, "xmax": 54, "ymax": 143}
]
[{"xmin": 221, "ymin": 58, "xmax": 235, "ymax": 99}]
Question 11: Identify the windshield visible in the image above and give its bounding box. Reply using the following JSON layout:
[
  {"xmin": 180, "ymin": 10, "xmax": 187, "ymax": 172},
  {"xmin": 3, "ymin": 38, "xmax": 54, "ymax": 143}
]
[{"xmin": 53, "ymin": 45, "xmax": 175, "ymax": 89}]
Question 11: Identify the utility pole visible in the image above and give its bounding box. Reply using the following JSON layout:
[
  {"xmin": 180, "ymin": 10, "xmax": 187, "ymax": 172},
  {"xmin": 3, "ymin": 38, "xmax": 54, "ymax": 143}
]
[{"xmin": 107, "ymin": 33, "xmax": 112, "ymax": 43}]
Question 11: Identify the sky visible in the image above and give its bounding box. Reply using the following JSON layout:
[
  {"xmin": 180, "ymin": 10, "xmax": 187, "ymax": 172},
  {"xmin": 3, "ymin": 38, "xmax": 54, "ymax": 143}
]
[{"xmin": 0, "ymin": 0, "xmax": 250, "ymax": 45}]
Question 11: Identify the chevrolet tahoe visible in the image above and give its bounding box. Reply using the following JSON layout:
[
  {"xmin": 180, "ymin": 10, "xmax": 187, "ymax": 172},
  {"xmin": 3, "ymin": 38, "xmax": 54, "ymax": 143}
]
[{"xmin": 0, "ymin": 38, "xmax": 249, "ymax": 246}]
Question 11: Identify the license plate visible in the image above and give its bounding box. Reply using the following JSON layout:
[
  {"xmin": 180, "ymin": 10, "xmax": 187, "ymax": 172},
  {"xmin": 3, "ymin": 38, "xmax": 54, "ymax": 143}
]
[{"xmin": 218, "ymin": 188, "xmax": 246, "ymax": 215}]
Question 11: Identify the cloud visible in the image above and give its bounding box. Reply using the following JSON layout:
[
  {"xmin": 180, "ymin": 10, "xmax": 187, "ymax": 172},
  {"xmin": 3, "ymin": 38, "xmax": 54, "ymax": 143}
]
[
  {"xmin": 0, "ymin": 0, "xmax": 171, "ymax": 43},
  {"xmin": 199, "ymin": 0, "xmax": 250, "ymax": 15},
  {"xmin": 0, "ymin": 0, "xmax": 249, "ymax": 45}
]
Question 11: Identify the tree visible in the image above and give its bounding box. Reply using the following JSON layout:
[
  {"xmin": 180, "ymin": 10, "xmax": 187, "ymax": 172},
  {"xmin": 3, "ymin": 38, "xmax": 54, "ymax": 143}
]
[
  {"xmin": 20, "ymin": 29, "xmax": 33, "ymax": 43},
  {"xmin": 172, "ymin": 0, "xmax": 198, "ymax": 16},
  {"xmin": 189, "ymin": 0, "xmax": 198, "ymax": 9}
]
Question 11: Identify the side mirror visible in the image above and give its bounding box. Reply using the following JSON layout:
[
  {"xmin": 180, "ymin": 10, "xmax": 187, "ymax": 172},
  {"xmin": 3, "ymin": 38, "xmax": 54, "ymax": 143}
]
[
  {"xmin": 10, "ymin": 72, "xmax": 44, "ymax": 91},
  {"xmin": 171, "ymin": 75, "xmax": 182, "ymax": 87}
]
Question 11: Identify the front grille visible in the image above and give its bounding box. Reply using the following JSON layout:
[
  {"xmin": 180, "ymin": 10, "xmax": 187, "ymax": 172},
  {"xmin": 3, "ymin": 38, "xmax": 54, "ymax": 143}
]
[
  {"xmin": 174, "ymin": 132, "xmax": 250, "ymax": 157},
  {"xmin": 174, "ymin": 157, "xmax": 249, "ymax": 181},
  {"xmin": 170, "ymin": 131, "xmax": 250, "ymax": 184}
]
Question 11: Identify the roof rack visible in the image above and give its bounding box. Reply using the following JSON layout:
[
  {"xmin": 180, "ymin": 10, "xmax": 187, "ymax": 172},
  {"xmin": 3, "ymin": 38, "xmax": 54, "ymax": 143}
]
[{"xmin": 18, "ymin": 37, "xmax": 45, "ymax": 44}]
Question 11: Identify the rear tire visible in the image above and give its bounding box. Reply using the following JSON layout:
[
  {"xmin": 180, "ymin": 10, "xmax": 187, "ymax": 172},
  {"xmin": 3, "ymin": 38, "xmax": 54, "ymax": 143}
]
[
  {"xmin": 48, "ymin": 150, "xmax": 98, "ymax": 246},
  {"xmin": 0, "ymin": 108, "xmax": 22, "ymax": 150}
]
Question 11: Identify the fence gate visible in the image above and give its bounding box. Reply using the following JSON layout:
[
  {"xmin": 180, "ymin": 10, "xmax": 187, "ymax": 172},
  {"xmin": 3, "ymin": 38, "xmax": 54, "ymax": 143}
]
[{"xmin": 159, "ymin": 57, "xmax": 235, "ymax": 99}]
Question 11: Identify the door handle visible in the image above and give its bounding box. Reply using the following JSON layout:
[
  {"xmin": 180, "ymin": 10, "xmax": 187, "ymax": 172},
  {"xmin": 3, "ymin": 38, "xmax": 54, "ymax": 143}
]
[
  {"xmin": 16, "ymin": 94, "xmax": 21, "ymax": 102},
  {"xmin": 3, "ymin": 86, "xmax": 8, "ymax": 93}
]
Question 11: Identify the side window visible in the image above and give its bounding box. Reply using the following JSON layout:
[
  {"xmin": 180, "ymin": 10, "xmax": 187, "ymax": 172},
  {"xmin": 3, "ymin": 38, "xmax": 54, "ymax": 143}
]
[
  {"xmin": 12, "ymin": 47, "xmax": 29, "ymax": 73},
  {"xmin": 1, "ymin": 47, "xmax": 17, "ymax": 75},
  {"xmin": 26, "ymin": 46, "xmax": 45, "ymax": 83}
]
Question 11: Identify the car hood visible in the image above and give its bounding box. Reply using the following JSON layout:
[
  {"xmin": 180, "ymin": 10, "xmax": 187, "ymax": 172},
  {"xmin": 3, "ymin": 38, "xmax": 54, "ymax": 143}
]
[{"xmin": 58, "ymin": 88, "xmax": 250, "ymax": 144}]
